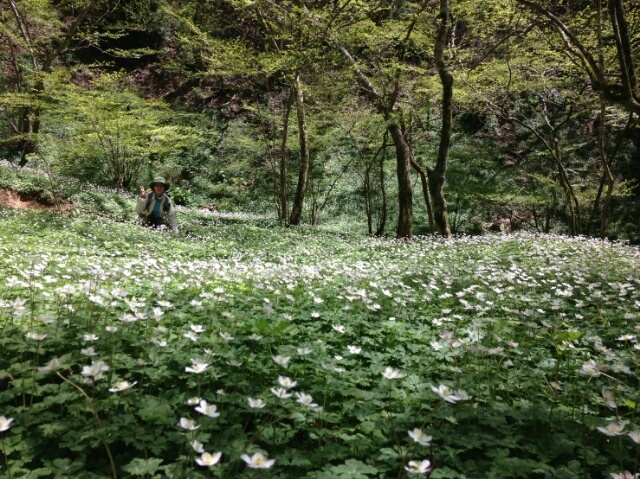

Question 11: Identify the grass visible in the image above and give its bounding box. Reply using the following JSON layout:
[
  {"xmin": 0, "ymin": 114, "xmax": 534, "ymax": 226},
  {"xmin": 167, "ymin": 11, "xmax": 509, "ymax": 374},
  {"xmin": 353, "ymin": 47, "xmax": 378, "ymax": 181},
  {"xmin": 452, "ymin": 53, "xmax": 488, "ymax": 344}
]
[{"xmin": 0, "ymin": 202, "xmax": 639, "ymax": 479}]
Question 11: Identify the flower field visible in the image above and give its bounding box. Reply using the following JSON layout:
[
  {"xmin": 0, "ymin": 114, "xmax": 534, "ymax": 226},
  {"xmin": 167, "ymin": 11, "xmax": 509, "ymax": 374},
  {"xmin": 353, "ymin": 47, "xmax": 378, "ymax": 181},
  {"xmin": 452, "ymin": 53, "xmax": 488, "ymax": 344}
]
[{"xmin": 0, "ymin": 207, "xmax": 639, "ymax": 478}]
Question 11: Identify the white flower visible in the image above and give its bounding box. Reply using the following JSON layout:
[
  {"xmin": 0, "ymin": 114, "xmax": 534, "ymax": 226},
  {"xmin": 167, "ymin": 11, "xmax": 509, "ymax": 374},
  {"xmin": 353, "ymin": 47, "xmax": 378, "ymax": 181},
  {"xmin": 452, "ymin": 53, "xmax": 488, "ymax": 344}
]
[
  {"xmin": 297, "ymin": 347, "xmax": 312, "ymax": 355},
  {"xmin": 0, "ymin": 416, "xmax": 14, "ymax": 432},
  {"xmin": 610, "ymin": 472, "xmax": 640, "ymax": 479},
  {"xmin": 178, "ymin": 417, "xmax": 200, "ymax": 430},
  {"xmin": 580, "ymin": 359, "xmax": 601, "ymax": 377},
  {"xmin": 81, "ymin": 360, "xmax": 110, "ymax": 378},
  {"xmin": 186, "ymin": 397, "xmax": 201, "ymax": 406},
  {"xmin": 431, "ymin": 384, "xmax": 461, "ymax": 403},
  {"xmin": 184, "ymin": 331, "xmax": 199, "ymax": 341},
  {"xmin": 105, "ymin": 326, "xmax": 118, "ymax": 333},
  {"xmin": 381, "ymin": 367, "xmax": 406, "ymax": 379},
  {"xmin": 80, "ymin": 346, "xmax": 97, "ymax": 357},
  {"xmin": 295, "ymin": 392, "xmax": 318, "ymax": 408},
  {"xmin": 602, "ymin": 387, "xmax": 617, "ymax": 409},
  {"xmin": 190, "ymin": 324, "xmax": 205, "ymax": 333},
  {"xmin": 119, "ymin": 313, "xmax": 137, "ymax": 323},
  {"xmin": 455, "ymin": 389, "xmax": 472, "ymax": 401},
  {"xmin": 196, "ymin": 451, "xmax": 222, "ymax": 467},
  {"xmin": 628, "ymin": 431, "xmax": 640, "ymax": 444},
  {"xmin": 83, "ymin": 333, "xmax": 99, "ymax": 342},
  {"xmin": 248, "ymin": 397, "xmax": 266, "ymax": 409},
  {"xmin": 278, "ymin": 376, "xmax": 297, "ymax": 389},
  {"xmin": 150, "ymin": 308, "xmax": 164, "ymax": 321},
  {"xmin": 185, "ymin": 361, "xmax": 210, "ymax": 374},
  {"xmin": 26, "ymin": 332, "xmax": 47, "ymax": 341},
  {"xmin": 109, "ymin": 381, "xmax": 137, "ymax": 392},
  {"xmin": 219, "ymin": 332, "xmax": 234, "ymax": 341},
  {"xmin": 616, "ymin": 334, "xmax": 636, "ymax": 341},
  {"xmin": 271, "ymin": 387, "xmax": 292, "ymax": 399},
  {"xmin": 273, "ymin": 355, "xmax": 291, "ymax": 366},
  {"xmin": 408, "ymin": 428, "xmax": 432, "ymax": 446},
  {"xmin": 38, "ymin": 358, "xmax": 61, "ymax": 373},
  {"xmin": 190, "ymin": 439, "xmax": 205, "ymax": 453},
  {"xmin": 241, "ymin": 452, "xmax": 275, "ymax": 469},
  {"xmin": 347, "ymin": 345, "xmax": 362, "ymax": 354},
  {"xmin": 597, "ymin": 422, "xmax": 626, "ymax": 436},
  {"xmin": 332, "ymin": 324, "xmax": 345, "ymax": 334},
  {"xmin": 195, "ymin": 400, "xmax": 220, "ymax": 418},
  {"xmin": 405, "ymin": 459, "xmax": 432, "ymax": 474},
  {"xmin": 250, "ymin": 333, "xmax": 263, "ymax": 340},
  {"xmin": 36, "ymin": 315, "xmax": 54, "ymax": 324}
]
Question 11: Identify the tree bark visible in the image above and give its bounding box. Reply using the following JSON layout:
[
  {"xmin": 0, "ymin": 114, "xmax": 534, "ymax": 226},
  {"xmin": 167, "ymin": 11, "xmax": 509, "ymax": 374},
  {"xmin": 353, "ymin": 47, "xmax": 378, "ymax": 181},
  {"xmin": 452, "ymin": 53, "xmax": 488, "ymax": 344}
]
[
  {"xmin": 388, "ymin": 123, "xmax": 413, "ymax": 237},
  {"xmin": 410, "ymin": 159, "xmax": 436, "ymax": 234},
  {"xmin": 289, "ymin": 74, "xmax": 311, "ymax": 225},
  {"xmin": 429, "ymin": 0, "xmax": 453, "ymax": 237},
  {"xmin": 279, "ymin": 92, "xmax": 293, "ymax": 224},
  {"xmin": 332, "ymin": 39, "xmax": 414, "ymax": 238},
  {"xmin": 376, "ymin": 146, "xmax": 388, "ymax": 236}
]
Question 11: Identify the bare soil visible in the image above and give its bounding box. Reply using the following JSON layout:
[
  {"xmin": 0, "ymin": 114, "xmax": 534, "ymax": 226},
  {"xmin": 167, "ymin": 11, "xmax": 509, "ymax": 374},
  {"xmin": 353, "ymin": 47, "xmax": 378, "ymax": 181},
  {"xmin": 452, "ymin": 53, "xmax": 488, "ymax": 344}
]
[{"xmin": 0, "ymin": 188, "xmax": 73, "ymax": 211}]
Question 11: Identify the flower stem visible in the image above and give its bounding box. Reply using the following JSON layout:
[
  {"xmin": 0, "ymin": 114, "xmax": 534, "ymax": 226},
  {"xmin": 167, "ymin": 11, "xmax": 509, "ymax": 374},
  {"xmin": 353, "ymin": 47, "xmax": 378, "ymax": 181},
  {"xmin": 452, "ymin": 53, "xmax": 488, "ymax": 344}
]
[
  {"xmin": 56, "ymin": 372, "xmax": 117, "ymax": 479},
  {"xmin": 1, "ymin": 435, "xmax": 13, "ymax": 479}
]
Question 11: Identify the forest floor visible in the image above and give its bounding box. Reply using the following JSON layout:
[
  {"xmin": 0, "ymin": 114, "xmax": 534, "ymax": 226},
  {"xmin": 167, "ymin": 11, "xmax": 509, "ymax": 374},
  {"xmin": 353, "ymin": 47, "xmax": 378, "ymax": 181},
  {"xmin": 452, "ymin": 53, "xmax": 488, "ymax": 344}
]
[{"xmin": 0, "ymin": 187, "xmax": 73, "ymax": 211}]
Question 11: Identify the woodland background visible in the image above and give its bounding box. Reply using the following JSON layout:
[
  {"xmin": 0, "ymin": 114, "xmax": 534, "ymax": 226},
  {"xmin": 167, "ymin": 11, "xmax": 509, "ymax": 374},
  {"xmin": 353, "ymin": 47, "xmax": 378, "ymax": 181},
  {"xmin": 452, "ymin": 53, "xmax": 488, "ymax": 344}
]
[{"xmin": 1, "ymin": 0, "xmax": 640, "ymax": 239}]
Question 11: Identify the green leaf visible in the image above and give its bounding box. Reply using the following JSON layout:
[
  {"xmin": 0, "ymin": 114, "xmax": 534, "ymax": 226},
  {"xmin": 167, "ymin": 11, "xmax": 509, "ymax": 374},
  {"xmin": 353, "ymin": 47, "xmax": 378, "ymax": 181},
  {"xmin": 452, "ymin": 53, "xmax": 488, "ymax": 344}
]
[
  {"xmin": 121, "ymin": 458, "xmax": 164, "ymax": 476},
  {"xmin": 329, "ymin": 459, "xmax": 379, "ymax": 479}
]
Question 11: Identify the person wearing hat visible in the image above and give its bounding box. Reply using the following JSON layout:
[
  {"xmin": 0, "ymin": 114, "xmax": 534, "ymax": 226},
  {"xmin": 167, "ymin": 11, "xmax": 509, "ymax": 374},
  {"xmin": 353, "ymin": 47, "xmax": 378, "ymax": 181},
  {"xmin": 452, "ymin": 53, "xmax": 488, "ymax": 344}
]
[{"xmin": 135, "ymin": 177, "xmax": 178, "ymax": 231}]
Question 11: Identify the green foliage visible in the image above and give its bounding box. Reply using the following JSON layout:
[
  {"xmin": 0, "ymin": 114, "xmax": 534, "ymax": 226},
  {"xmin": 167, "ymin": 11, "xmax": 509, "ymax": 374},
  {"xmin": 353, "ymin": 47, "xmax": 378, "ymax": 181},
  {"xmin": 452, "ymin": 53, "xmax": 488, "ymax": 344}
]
[
  {"xmin": 0, "ymin": 164, "xmax": 51, "ymax": 196},
  {"xmin": 39, "ymin": 72, "xmax": 208, "ymax": 188},
  {"xmin": 0, "ymin": 197, "xmax": 639, "ymax": 478}
]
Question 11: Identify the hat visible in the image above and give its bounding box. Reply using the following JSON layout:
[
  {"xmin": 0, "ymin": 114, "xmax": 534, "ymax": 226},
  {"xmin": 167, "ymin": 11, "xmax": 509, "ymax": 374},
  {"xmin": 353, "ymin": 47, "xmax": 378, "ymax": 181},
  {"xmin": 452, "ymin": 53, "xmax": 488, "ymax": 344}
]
[{"xmin": 150, "ymin": 177, "xmax": 170, "ymax": 191}]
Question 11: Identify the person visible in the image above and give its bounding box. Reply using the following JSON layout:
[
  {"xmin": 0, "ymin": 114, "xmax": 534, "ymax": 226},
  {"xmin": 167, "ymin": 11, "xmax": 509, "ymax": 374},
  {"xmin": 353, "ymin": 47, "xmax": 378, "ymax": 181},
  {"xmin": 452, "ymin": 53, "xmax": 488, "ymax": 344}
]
[{"xmin": 135, "ymin": 177, "xmax": 178, "ymax": 232}]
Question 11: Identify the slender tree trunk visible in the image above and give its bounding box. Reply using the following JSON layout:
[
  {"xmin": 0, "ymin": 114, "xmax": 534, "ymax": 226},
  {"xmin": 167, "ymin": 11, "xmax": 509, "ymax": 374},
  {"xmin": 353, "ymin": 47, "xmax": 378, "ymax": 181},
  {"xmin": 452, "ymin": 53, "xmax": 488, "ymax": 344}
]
[
  {"xmin": 376, "ymin": 146, "xmax": 388, "ymax": 236},
  {"xmin": 364, "ymin": 163, "xmax": 373, "ymax": 235},
  {"xmin": 387, "ymin": 123, "xmax": 413, "ymax": 238},
  {"xmin": 598, "ymin": 123, "xmax": 615, "ymax": 239},
  {"xmin": 545, "ymin": 206, "xmax": 552, "ymax": 233},
  {"xmin": 596, "ymin": 0, "xmax": 614, "ymax": 239},
  {"xmin": 429, "ymin": 0, "xmax": 453, "ymax": 237},
  {"xmin": 411, "ymin": 159, "xmax": 436, "ymax": 234},
  {"xmin": 588, "ymin": 111, "xmax": 634, "ymax": 235},
  {"xmin": 551, "ymin": 140, "xmax": 580, "ymax": 235},
  {"xmin": 279, "ymin": 92, "xmax": 293, "ymax": 224},
  {"xmin": 289, "ymin": 74, "xmax": 310, "ymax": 225}
]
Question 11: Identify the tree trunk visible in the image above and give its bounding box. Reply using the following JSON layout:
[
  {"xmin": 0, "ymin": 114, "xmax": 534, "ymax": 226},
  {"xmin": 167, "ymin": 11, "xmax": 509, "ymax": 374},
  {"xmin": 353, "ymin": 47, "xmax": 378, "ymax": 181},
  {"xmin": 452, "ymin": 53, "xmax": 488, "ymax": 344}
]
[
  {"xmin": 364, "ymin": 163, "xmax": 373, "ymax": 235},
  {"xmin": 376, "ymin": 146, "xmax": 388, "ymax": 236},
  {"xmin": 388, "ymin": 123, "xmax": 413, "ymax": 238},
  {"xmin": 289, "ymin": 74, "xmax": 310, "ymax": 225},
  {"xmin": 430, "ymin": 0, "xmax": 453, "ymax": 237},
  {"xmin": 411, "ymin": 158, "xmax": 436, "ymax": 234},
  {"xmin": 595, "ymin": 0, "xmax": 614, "ymax": 239},
  {"xmin": 552, "ymin": 141, "xmax": 580, "ymax": 235},
  {"xmin": 279, "ymin": 92, "xmax": 293, "ymax": 224}
]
